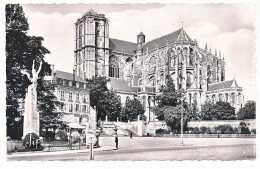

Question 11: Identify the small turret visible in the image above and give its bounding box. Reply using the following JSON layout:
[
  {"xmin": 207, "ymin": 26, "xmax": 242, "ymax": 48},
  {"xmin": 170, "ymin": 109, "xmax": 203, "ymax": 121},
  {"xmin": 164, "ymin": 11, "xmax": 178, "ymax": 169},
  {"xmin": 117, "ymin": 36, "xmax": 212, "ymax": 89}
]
[{"xmin": 137, "ymin": 32, "xmax": 145, "ymax": 54}]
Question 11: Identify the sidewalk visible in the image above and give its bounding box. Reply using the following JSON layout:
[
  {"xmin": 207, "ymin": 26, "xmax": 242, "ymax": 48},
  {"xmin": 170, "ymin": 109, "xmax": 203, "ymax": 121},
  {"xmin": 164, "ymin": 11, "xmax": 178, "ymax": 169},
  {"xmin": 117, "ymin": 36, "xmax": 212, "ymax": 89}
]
[{"xmin": 6, "ymin": 145, "xmax": 116, "ymax": 157}]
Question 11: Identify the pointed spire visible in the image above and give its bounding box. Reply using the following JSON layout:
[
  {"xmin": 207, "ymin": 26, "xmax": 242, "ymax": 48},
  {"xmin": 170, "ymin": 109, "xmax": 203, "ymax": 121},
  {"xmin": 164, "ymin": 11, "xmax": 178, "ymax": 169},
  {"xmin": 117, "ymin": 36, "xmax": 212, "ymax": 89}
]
[
  {"xmin": 215, "ymin": 48, "xmax": 217, "ymax": 56},
  {"xmin": 209, "ymin": 47, "xmax": 211, "ymax": 53},
  {"xmin": 205, "ymin": 43, "xmax": 208, "ymax": 51},
  {"xmin": 182, "ymin": 21, "xmax": 183, "ymax": 29},
  {"xmin": 219, "ymin": 50, "xmax": 221, "ymax": 58}
]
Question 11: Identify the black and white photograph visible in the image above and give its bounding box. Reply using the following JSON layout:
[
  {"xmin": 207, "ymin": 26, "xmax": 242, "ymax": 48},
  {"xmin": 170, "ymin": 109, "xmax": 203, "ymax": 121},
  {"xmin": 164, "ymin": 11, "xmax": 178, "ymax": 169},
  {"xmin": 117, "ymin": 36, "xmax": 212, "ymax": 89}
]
[{"xmin": 2, "ymin": 0, "xmax": 258, "ymax": 165}]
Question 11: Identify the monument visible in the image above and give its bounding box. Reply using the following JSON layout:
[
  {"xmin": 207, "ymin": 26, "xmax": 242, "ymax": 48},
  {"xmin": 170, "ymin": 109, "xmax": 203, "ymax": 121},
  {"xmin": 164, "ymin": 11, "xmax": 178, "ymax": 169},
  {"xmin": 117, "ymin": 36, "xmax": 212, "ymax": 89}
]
[{"xmin": 21, "ymin": 60, "xmax": 42, "ymax": 138}]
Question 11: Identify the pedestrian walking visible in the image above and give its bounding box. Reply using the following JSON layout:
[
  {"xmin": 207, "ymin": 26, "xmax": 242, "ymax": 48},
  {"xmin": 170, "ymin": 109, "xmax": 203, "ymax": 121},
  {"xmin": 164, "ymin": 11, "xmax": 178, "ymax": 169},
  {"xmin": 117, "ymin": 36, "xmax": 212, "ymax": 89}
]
[
  {"xmin": 130, "ymin": 131, "xmax": 132, "ymax": 139},
  {"xmin": 115, "ymin": 135, "xmax": 118, "ymax": 149}
]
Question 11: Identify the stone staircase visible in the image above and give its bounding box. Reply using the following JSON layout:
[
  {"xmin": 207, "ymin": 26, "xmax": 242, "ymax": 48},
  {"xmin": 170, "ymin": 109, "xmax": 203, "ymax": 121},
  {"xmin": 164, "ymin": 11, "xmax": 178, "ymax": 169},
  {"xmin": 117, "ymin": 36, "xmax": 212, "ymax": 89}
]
[{"xmin": 101, "ymin": 123, "xmax": 129, "ymax": 137}]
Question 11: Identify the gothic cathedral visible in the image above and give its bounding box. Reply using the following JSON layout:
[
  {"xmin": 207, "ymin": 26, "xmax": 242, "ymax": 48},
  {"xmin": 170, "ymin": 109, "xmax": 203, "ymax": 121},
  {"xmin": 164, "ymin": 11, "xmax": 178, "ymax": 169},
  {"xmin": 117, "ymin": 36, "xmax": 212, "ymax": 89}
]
[{"xmin": 74, "ymin": 9, "xmax": 244, "ymax": 121}]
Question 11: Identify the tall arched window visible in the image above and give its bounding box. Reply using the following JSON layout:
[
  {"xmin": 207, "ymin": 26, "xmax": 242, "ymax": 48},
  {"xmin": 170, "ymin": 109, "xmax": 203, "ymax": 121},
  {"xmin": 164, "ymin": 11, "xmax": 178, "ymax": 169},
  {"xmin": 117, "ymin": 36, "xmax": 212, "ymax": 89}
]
[{"xmin": 109, "ymin": 56, "xmax": 119, "ymax": 78}]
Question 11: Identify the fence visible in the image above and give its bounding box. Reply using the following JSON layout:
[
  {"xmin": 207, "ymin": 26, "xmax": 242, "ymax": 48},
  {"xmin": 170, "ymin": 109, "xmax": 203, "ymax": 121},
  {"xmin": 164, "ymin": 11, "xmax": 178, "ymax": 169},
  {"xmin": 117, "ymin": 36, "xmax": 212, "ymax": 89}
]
[{"xmin": 153, "ymin": 133, "xmax": 256, "ymax": 138}]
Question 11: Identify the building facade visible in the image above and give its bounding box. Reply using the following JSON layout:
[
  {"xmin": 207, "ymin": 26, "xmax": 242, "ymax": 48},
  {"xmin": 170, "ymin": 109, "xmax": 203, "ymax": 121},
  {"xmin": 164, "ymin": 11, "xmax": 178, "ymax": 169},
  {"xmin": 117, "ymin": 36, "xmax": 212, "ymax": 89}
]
[
  {"xmin": 74, "ymin": 9, "xmax": 244, "ymax": 120},
  {"xmin": 45, "ymin": 68, "xmax": 96, "ymax": 131}
]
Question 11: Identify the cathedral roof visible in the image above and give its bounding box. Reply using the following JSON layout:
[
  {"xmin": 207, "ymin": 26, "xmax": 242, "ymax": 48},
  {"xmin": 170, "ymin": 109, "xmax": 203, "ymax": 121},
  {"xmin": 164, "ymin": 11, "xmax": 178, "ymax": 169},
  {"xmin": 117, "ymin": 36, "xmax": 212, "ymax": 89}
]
[
  {"xmin": 176, "ymin": 28, "xmax": 193, "ymax": 42},
  {"xmin": 142, "ymin": 28, "xmax": 193, "ymax": 51},
  {"xmin": 109, "ymin": 38, "xmax": 137, "ymax": 54},
  {"xmin": 108, "ymin": 77, "xmax": 141, "ymax": 92},
  {"xmin": 207, "ymin": 79, "xmax": 240, "ymax": 92},
  {"xmin": 54, "ymin": 70, "xmax": 85, "ymax": 83},
  {"xmin": 109, "ymin": 28, "xmax": 194, "ymax": 54}
]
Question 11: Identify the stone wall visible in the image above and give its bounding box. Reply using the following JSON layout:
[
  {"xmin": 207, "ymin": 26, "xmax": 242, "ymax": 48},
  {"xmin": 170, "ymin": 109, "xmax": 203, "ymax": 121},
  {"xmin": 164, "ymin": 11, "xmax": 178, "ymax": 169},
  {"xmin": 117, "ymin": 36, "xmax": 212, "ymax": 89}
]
[
  {"xmin": 104, "ymin": 121, "xmax": 167, "ymax": 136},
  {"xmin": 188, "ymin": 119, "xmax": 256, "ymax": 130}
]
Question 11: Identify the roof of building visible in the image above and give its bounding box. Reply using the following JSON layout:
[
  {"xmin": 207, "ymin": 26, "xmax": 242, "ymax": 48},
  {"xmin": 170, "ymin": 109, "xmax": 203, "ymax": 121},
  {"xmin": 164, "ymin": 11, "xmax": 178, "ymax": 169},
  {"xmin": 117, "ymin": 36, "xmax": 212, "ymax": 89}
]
[
  {"xmin": 108, "ymin": 77, "xmax": 141, "ymax": 92},
  {"xmin": 82, "ymin": 9, "xmax": 105, "ymax": 18},
  {"xmin": 137, "ymin": 32, "xmax": 145, "ymax": 36},
  {"xmin": 207, "ymin": 79, "xmax": 240, "ymax": 92},
  {"xmin": 142, "ymin": 28, "xmax": 193, "ymax": 51},
  {"xmin": 54, "ymin": 70, "xmax": 85, "ymax": 83},
  {"xmin": 109, "ymin": 28, "xmax": 194, "ymax": 54},
  {"xmin": 109, "ymin": 38, "xmax": 137, "ymax": 54}
]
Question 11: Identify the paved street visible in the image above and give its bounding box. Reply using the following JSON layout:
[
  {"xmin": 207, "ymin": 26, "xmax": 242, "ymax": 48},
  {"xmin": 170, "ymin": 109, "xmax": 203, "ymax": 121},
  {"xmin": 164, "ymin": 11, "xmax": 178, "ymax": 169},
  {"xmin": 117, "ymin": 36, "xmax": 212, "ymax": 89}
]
[{"xmin": 7, "ymin": 137, "xmax": 256, "ymax": 161}]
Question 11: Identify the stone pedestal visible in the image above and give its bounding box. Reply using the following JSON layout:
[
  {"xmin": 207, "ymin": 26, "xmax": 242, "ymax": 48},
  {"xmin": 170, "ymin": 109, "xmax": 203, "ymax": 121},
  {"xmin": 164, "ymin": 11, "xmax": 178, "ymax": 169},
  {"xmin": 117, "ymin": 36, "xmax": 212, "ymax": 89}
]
[{"xmin": 23, "ymin": 84, "xmax": 39, "ymax": 138}]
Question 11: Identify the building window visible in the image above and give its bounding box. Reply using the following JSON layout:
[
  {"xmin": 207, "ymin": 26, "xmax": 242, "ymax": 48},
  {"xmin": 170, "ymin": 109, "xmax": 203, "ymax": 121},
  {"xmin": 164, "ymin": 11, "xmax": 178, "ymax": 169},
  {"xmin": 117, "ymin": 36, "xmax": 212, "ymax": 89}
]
[
  {"xmin": 69, "ymin": 104, "xmax": 73, "ymax": 112},
  {"xmin": 109, "ymin": 56, "xmax": 119, "ymax": 78},
  {"xmin": 60, "ymin": 91, "xmax": 65, "ymax": 100},
  {"xmin": 79, "ymin": 117, "xmax": 82, "ymax": 124},
  {"xmin": 83, "ymin": 105, "xmax": 87, "ymax": 112},
  {"xmin": 76, "ymin": 93, "xmax": 80, "ymax": 102},
  {"xmin": 69, "ymin": 92, "xmax": 73, "ymax": 101},
  {"xmin": 60, "ymin": 102, "xmax": 65, "ymax": 111},
  {"xmin": 82, "ymin": 95, "xmax": 86, "ymax": 103},
  {"xmin": 76, "ymin": 104, "xmax": 79, "ymax": 112}
]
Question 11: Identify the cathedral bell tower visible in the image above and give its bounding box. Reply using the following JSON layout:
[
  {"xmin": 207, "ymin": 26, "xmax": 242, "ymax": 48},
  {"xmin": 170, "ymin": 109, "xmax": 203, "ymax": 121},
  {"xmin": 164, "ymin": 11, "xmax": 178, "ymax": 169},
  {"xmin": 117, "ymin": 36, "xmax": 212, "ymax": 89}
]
[{"xmin": 74, "ymin": 9, "xmax": 109, "ymax": 80}]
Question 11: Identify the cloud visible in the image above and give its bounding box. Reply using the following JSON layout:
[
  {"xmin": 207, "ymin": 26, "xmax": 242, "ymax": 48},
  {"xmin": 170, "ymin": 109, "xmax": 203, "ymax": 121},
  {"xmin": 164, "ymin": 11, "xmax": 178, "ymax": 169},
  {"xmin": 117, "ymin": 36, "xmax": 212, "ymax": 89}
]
[{"xmin": 22, "ymin": 3, "xmax": 255, "ymax": 101}]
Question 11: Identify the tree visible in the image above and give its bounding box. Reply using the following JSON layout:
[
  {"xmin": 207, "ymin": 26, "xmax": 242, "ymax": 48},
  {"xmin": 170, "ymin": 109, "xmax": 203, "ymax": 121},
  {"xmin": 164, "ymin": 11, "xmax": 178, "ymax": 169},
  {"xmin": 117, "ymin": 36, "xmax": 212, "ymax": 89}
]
[
  {"xmin": 152, "ymin": 76, "xmax": 191, "ymax": 132},
  {"xmin": 6, "ymin": 4, "xmax": 60, "ymax": 139},
  {"xmin": 153, "ymin": 76, "xmax": 185, "ymax": 120},
  {"xmin": 120, "ymin": 98, "xmax": 144, "ymax": 122},
  {"xmin": 163, "ymin": 105, "xmax": 189, "ymax": 132},
  {"xmin": 200, "ymin": 101, "xmax": 236, "ymax": 120},
  {"xmin": 86, "ymin": 76, "xmax": 122, "ymax": 121},
  {"xmin": 237, "ymin": 100, "xmax": 256, "ymax": 120}
]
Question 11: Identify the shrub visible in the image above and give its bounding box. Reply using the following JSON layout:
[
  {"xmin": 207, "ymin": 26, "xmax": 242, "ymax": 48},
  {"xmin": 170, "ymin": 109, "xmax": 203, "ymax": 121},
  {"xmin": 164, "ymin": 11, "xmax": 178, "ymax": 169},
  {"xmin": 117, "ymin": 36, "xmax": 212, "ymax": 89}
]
[
  {"xmin": 193, "ymin": 127, "xmax": 201, "ymax": 134},
  {"xmin": 251, "ymin": 129, "xmax": 256, "ymax": 134},
  {"xmin": 22, "ymin": 133, "xmax": 42, "ymax": 150},
  {"xmin": 233, "ymin": 127, "xmax": 239, "ymax": 134},
  {"xmin": 200, "ymin": 126, "xmax": 207, "ymax": 134},
  {"xmin": 71, "ymin": 131, "xmax": 80, "ymax": 143},
  {"xmin": 225, "ymin": 129, "xmax": 232, "ymax": 134},
  {"xmin": 139, "ymin": 115, "xmax": 147, "ymax": 121},
  {"xmin": 239, "ymin": 126, "xmax": 250, "ymax": 134},
  {"xmin": 155, "ymin": 128, "xmax": 170, "ymax": 135},
  {"xmin": 55, "ymin": 130, "xmax": 68, "ymax": 142},
  {"xmin": 215, "ymin": 125, "xmax": 233, "ymax": 134},
  {"xmin": 205, "ymin": 127, "xmax": 211, "ymax": 134}
]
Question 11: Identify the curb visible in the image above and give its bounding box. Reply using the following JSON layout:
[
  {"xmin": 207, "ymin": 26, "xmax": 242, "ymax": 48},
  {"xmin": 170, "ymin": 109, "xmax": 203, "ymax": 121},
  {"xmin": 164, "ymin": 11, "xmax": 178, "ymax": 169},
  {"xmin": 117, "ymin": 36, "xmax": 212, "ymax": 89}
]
[{"xmin": 7, "ymin": 146, "xmax": 116, "ymax": 157}]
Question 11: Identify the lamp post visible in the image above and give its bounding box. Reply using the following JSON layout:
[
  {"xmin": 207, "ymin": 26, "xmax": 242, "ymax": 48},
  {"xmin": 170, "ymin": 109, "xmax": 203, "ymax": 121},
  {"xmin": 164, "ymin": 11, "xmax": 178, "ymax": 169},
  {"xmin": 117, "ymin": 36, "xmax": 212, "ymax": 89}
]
[{"xmin": 181, "ymin": 98, "xmax": 184, "ymax": 145}]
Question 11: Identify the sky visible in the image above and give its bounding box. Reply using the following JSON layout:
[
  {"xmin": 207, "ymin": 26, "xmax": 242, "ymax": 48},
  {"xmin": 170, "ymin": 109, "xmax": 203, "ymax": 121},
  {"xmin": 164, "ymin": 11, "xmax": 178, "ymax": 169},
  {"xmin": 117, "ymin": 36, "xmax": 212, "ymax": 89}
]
[{"xmin": 21, "ymin": 3, "xmax": 256, "ymax": 101}]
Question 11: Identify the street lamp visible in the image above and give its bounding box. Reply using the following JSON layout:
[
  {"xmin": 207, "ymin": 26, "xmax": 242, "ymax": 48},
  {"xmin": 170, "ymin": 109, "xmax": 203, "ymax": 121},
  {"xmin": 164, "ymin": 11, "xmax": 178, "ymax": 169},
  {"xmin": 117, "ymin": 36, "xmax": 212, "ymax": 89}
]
[
  {"xmin": 180, "ymin": 91, "xmax": 186, "ymax": 145},
  {"xmin": 181, "ymin": 98, "xmax": 184, "ymax": 145}
]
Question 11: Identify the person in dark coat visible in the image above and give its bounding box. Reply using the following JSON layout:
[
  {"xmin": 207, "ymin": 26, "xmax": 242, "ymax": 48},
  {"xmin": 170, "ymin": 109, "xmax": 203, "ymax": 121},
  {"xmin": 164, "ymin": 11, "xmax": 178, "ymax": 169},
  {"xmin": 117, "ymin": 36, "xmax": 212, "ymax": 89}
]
[
  {"xmin": 130, "ymin": 131, "xmax": 132, "ymax": 139},
  {"xmin": 115, "ymin": 135, "xmax": 118, "ymax": 149}
]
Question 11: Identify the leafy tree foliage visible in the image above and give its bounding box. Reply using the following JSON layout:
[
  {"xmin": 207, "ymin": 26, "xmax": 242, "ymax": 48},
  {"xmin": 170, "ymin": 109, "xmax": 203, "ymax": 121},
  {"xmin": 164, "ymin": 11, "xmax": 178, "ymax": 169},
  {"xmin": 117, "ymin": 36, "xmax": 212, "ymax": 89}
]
[
  {"xmin": 6, "ymin": 4, "xmax": 60, "ymax": 139},
  {"xmin": 237, "ymin": 100, "xmax": 256, "ymax": 120},
  {"xmin": 153, "ymin": 76, "xmax": 185, "ymax": 120},
  {"xmin": 152, "ymin": 76, "xmax": 192, "ymax": 131},
  {"xmin": 200, "ymin": 101, "xmax": 236, "ymax": 120},
  {"xmin": 86, "ymin": 76, "xmax": 122, "ymax": 121},
  {"xmin": 120, "ymin": 98, "xmax": 145, "ymax": 122},
  {"xmin": 163, "ymin": 105, "xmax": 189, "ymax": 132}
]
